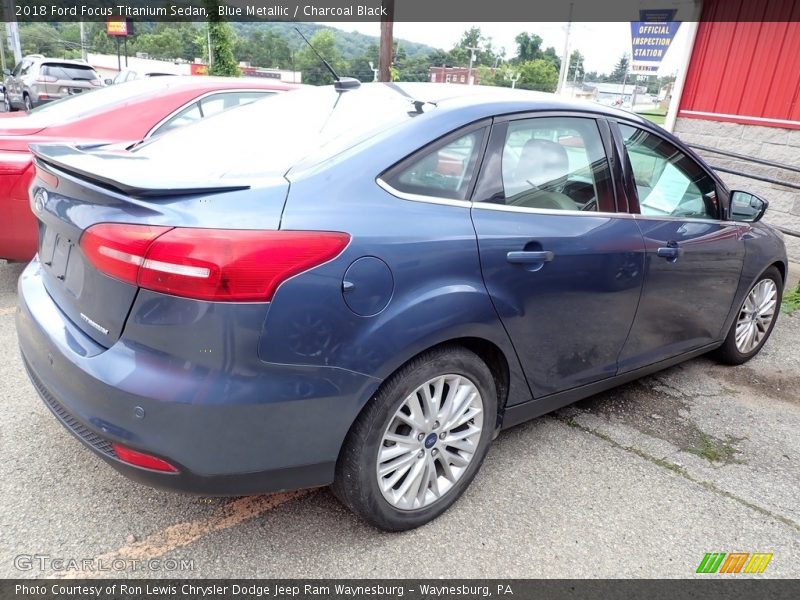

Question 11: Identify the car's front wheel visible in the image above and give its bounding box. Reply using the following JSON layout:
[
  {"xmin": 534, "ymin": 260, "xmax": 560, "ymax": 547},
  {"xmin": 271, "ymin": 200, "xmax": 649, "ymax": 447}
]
[
  {"xmin": 23, "ymin": 94, "xmax": 32, "ymax": 111},
  {"xmin": 714, "ymin": 266, "xmax": 782, "ymax": 365},
  {"xmin": 333, "ymin": 346, "xmax": 497, "ymax": 531}
]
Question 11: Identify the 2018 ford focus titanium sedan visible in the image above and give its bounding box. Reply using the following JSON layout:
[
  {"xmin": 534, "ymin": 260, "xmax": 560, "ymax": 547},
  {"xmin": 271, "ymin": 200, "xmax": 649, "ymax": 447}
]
[{"xmin": 17, "ymin": 83, "xmax": 787, "ymax": 531}]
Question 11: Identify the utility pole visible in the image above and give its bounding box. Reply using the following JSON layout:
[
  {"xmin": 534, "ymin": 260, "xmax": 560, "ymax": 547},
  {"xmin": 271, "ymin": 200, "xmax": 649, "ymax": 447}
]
[
  {"xmin": 556, "ymin": 2, "xmax": 573, "ymax": 94},
  {"xmin": 0, "ymin": 26, "xmax": 6, "ymax": 73},
  {"xmin": 378, "ymin": 0, "xmax": 394, "ymax": 82},
  {"xmin": 466, "ymin": 46, "xmax": 479, "ymax": 85},
  {"xmin": 79, "ymin": 22, "xmax": 87, "ymax": 61},
  {"xmin": 572, "ymin": 56, "xmax": 582, "ymax": 83}
]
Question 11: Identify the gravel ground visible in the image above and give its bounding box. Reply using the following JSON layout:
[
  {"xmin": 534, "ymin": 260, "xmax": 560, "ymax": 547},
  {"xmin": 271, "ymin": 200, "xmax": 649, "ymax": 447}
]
[{"xmin": 0, "ymin": 259, "xmax": 798, "ymax": 579}]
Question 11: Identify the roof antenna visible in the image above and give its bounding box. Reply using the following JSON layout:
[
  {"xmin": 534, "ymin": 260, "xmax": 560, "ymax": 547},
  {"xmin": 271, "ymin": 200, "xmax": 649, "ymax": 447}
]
[{"xmin": 294, "ymin": 27, "xmax": 360, "ymax": 92}]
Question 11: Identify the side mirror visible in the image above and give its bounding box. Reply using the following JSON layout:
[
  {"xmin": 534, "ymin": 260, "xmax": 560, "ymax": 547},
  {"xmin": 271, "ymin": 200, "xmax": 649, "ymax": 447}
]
[
  {"xmin": 730, "ymin": 191, "xmax": 768, "ymax": 223},
  {"xmin": 104, "ymin": 78, "xmax": 113, "ymax": 86}
]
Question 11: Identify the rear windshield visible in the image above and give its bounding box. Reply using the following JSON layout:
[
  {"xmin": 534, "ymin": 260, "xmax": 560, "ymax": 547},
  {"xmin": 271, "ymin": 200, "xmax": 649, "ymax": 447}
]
[
  {"xmin": 133, "ymin": 84, "xmax": 426, "ymax": 179},
  {"xmin": 41, "ymin": 63, "xmax": 99, "ymax": 81},
  {"xmin": 26, "ymin": 79, "xmax": 166, "ymax": 124}
]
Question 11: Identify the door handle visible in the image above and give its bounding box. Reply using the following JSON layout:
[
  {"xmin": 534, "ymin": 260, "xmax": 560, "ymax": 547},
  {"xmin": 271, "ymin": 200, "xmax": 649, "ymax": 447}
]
[
  {"xmin": 506, "ymin": 250, "xmax": 555, "ymax": 264},
  {"xmin": 656, "ymin": 246, "xmax": 683, "ymax": 260}
]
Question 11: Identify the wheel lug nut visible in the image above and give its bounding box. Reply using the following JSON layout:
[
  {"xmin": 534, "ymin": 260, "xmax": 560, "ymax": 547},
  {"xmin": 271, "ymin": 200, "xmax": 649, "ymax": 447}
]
[
  {"xmin": 417, "ymin": 450, "xmax": 424, "ymax": 458},
  {"xmin": 433, "ymin": 421, "xmax": 440, "ymax": 429},
  {"xmin": 431, "ymin": 449, "xmax": 439, "ymax": 456},
  {"xmin": 417, "ymin": 433, "xmax": 425, "ymax": 442},
  {"xmin": 439, "ymin": 432, "xmax": 446, "ymax": 440}
]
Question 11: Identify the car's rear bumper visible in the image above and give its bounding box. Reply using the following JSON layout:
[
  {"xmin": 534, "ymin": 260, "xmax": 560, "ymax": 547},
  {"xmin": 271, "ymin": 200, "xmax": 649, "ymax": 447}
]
[{"xmin": 16, "ymin": 259, "xmax": 380, "ymax": 495}]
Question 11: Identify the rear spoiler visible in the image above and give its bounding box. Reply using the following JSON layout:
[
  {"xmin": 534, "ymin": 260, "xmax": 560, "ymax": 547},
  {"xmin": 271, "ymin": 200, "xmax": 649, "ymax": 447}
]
[{"xmin": 30, "ymin": 143, "xmax": 250, "ymax": 198}]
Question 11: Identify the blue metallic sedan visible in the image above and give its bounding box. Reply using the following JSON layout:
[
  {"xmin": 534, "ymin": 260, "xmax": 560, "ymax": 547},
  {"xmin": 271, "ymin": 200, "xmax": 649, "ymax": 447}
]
[{"xmin": 17, "ymin": 83, "xmax": 787, "ymax": 530}]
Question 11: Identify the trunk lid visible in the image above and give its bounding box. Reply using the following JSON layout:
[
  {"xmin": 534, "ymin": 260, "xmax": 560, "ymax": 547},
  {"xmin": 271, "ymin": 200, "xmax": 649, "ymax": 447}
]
[
  {"xmin": 30, "ymin": 144, "xmax": 288, "ymax": 347},
  {"xmin": 0, "ymin": 115, "xmax": 47, "ymax": 137}
]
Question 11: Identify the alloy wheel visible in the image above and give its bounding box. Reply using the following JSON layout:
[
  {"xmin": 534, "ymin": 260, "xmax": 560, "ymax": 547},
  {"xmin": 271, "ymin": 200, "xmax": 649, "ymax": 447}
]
[
  {"xmin": 376, "ymin": 374, "xmax": 483, "ymax": 511},
  {"xmin": 735, "ymin": 279, "xmax": 778, "ymax": 354}
]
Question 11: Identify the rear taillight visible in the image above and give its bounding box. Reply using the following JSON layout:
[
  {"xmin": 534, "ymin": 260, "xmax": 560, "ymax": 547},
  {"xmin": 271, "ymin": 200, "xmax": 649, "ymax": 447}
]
[
  {"xmin": 36, "ymin": 76, "xmax": 57, "ymax": 83},
  {"xmin": 90, "ymin": 79, "xmax": 103, "ymax": 87},
  {"xmin": 80, "ymin": 224, "xmax": 350, "ymax": 302},
  {"xmin": 112, "ymin": 443, "xmax": 179, "ymax": 473}
]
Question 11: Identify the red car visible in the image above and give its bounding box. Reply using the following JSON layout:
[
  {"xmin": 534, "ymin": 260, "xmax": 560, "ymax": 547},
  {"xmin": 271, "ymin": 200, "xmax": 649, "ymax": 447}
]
[{"xmin": 0, "ymin": 76, "xmax": 298, "ymax": 261}]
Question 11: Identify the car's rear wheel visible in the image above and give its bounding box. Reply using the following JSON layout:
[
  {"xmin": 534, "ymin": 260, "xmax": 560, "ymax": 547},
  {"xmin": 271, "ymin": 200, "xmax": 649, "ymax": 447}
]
[
  {"xmin": 714, "ymin": 266, "xmax": 782, "ymax": 365},
  {"xmin": 332, "ymin": 346, "xmax": 497, "ymax": 531}
]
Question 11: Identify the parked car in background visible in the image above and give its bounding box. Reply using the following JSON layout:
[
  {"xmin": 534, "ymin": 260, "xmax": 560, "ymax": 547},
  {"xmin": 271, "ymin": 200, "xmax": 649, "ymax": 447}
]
[
  {"xmin": 3, "ymin": 55, "xmax": 104, "ymax": 111},
  {"xmin": 109, "ymin": 69, "xmax": 179, "ymax": 85},
  {"xmin": 0, "ymin": 76, "xmax": 298, "ymax": 261},
  {"xmin": 16, "ymin": 83, "xmax": 787, "ymax": 531}
]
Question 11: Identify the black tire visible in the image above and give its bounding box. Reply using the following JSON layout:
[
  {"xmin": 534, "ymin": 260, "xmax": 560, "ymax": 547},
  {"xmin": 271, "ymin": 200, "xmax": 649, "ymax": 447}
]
[
  {"xmin": 332, "ymin": 345, "xmax": 497, "ymax": 531},
  {"xmin": 714, "ymin": 266, "xmax": 782, "ymax": 365}
]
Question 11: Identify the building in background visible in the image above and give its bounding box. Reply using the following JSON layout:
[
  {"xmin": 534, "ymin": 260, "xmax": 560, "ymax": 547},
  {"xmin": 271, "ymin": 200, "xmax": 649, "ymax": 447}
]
[
  {"xmin": 668, "ymin": 0, "xmax": 800, "ymax": 260},
  {"xmin": 429, "ymin": 66, "xmax": 478, "ymax": 85}
]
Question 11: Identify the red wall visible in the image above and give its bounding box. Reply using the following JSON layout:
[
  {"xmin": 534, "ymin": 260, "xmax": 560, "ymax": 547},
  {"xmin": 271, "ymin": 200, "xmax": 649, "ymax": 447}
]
[{"xmin": 679, "ymin": 0, "xmax": 800, "ymax": 129}]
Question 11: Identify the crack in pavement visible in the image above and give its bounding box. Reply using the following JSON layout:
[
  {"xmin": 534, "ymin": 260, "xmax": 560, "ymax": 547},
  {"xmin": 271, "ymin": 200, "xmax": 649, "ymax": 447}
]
[
  {"xmin": 55, "ymin": 489, "xmax": 317, "ymax": 579},
  {"xmin": 558, "ymin": 415, "xmax": 800, "ymax": 534}
]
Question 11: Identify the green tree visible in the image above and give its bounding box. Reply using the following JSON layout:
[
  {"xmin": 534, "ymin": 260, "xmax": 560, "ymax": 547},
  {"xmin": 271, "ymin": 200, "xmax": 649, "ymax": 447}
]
[
  {"xmin": 609, "ymin": 54, "xmax": 630, "ymax": 83},
  {"xmin": 347, "ymin": 42, "xmax": 379, "ymax": 82},
  {"xmin": 514, "ymin": 33, "xmax": 543, "ymax": 63},
  {"xmin": 516, "ymin": 59, "xmax": 559, "ymax": 92},
  {"xmin": 447, "ymin": 27, "xmax": 499, "ymax": 69},
  {"xmin": 295, "ymin": 29, "xmax": 345, "ymax": 85},
  {"xmin": 235, "ymin": 29, "xmax": 292, "ymax": 68},
  {"xmin": 207, "ymin": 22, "xmax": 240, "ymax": 76},
  {"xmin": 512, "ymin": 32, "xmax": 560, "ymax": 72}
]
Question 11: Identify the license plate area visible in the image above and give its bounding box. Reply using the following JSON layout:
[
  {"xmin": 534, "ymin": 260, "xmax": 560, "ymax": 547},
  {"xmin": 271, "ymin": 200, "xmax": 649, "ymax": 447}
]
[{"xmin": 40, "ymin": 228, "xmax": 74, "ymax": 281}]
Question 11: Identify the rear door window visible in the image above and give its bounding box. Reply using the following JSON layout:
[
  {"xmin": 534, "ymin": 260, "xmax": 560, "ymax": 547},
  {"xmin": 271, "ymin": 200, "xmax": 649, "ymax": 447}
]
[
  {"xmin": 492, "ymin": 116, "xmax": 614, "ymax": 211},
  {"xmin": 382, "ymin": 128, "xmax": 486, "ymax": 200},
  {"xmin": 151, "ymin": 102, "xmax": 202, "ymax": 136},
  {"xmin": 199, "ymin": 91, "xmax": 273, "ymax": 118}
]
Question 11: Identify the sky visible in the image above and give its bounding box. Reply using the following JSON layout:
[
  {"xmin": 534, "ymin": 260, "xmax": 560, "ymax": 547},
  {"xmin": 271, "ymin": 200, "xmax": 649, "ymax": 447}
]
[{"xmin": 330, "ymin": 22, "xmax": 691, "ymax": 77}]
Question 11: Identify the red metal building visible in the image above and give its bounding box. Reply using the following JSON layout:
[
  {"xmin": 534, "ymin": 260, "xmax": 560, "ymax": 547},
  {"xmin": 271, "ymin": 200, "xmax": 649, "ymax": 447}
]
[{"xmin": 678, "ymin": 0, "xmax": 800, "ymax": 129}]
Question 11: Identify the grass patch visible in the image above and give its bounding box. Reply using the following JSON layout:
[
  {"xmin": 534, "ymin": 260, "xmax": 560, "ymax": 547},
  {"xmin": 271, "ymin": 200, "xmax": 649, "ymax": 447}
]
[
  {"xmin": 782, "ymin": 283, "xmax": 800, "ymax": 315},
  {"xmin": 685, "ymin": 433, "xmax": 745, "ymax": 464},
  {"xmin": 635, "ymin": 107, "xmax": 667, "ymax": 125}
]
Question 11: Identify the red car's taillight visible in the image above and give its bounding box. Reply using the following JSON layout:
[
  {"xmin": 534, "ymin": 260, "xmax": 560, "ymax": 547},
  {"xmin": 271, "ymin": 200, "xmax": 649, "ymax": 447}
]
[
  {"xmin": 80, "ymin": 224, "xmax": 350, "ymax": 302},
  {"xmin": 112, "ymin": 443, "xmax": 179, "ymax": 473}
]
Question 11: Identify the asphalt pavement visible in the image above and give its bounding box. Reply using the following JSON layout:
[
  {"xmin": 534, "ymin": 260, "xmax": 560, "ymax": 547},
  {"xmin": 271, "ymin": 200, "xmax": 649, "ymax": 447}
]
[{"xmin": 0, "ymin": 259, "xmax": 798, "ymax": 579}]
